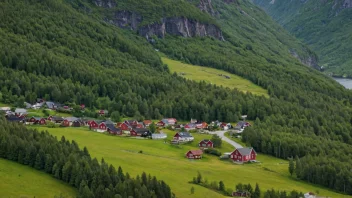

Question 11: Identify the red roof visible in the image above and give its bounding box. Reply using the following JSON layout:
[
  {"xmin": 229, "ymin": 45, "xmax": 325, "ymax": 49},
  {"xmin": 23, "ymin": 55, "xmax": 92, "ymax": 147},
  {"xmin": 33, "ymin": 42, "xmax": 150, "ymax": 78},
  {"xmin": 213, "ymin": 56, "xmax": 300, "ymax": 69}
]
[
  {"xmin": 188, "ymin": 150, "xmax": 203, "ymax": 155},
  {"xmin": 143, "ymin": 120, "xmax": 152, "ymax": 125}
]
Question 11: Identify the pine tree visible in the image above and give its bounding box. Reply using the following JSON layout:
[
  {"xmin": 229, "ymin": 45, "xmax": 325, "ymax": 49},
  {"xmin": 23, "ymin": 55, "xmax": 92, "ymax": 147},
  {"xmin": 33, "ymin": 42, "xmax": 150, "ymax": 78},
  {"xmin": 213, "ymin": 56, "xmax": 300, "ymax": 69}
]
[
  {"xmin": 289, "ymin": 157, "xmax": 295, "ymax": 176},
  {"xmin": 219, "ymin": 181, "xmax": 225, "ymax": 191},
  {"xmin": 34, "ymin": 154, "xmax": 42, "ymax": 170},
  {"xmin": 252, "ymin": 183, "xmax": 260, "ymax": 198}
]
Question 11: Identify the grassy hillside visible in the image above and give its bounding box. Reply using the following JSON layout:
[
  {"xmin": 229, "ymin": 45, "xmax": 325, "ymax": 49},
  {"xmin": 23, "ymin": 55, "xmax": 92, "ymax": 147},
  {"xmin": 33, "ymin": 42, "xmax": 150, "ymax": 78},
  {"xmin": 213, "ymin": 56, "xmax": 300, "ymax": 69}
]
[
  {"xmin": 162, "ymin": 57, "xmax": 268, "ymax": 97},
  {"xmin": 253, "ymin": 0, "xmax": 352, "ymax": 77},
  {"xmin": 34, "ymin": 126, "xmax": 350, "ymax": 198},
  {"xmin": 0, "ymin": 158, "xmax": 76, "ymax": 197}
]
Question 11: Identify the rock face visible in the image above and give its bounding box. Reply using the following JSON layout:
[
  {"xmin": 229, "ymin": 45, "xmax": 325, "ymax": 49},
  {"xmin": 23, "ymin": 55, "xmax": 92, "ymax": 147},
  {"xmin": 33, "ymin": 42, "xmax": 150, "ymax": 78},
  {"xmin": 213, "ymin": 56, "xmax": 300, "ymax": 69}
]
[
  {"xmin": 108, "ymin": 10, "xmax": 224, "ymax": 40},
  {"xmin": 198, "ymin": 0, "xmax": 216, "ymax": 16},
  {"xmin": 290, "ymin": 50, "xmax": 321, "ymax": 70}
]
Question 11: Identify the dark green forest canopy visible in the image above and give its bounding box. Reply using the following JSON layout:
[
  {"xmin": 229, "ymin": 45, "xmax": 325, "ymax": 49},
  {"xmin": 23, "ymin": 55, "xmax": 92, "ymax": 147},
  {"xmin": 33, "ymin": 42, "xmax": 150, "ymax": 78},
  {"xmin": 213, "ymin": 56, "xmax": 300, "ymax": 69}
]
[
  {"xmin": 253, "ymin": 0, "xmax": 352, "ymax": 77},
  {"xmin": 1, "ymin": 0, "xmax": 352, "ymax": 194}
]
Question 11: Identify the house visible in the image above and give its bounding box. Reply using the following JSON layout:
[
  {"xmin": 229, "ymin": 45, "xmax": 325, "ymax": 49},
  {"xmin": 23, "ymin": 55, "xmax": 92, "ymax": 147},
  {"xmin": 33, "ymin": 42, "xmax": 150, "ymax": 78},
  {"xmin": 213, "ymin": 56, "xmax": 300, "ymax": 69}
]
[
  {"xmin": 174, "ymin": 132, "xmax": 194, "ymax": 142},
  {"xmin": 29, "ymin": 117, "xmax": 46, "ymax": 125},
  {"xmin": 236, "ymin": 121, "xmax": 250, "ymax": 129},
  {"xmin": 152, "ymin": 133, "xmax": 167, "ymax": 139},
  {"xmin": 106, "ymin": 124, "xmax": 122, "ymax": 135},
  {"xmin": 24, "ymin": 102, "xmax": 32, "ymax": 109},
  {"xmin": 186, "ymin": 150, "xmax": 203, "ymax": 159},
  {"xmin": 72, "ymin": 120, "xmax": 83, "ymax": 127},
  {"xmin": 6, "ymin": 116, "xmax": 25, "ymax": 123},
  {"xmin": 15, "ymin": 108, "xmax": 27, "ymax": 116},
  {"xmin": 230, "ymin": 148, "xmax": 257, "ymax": 162},
  {"xmin": 45, "ymin": 101, "xmax": 57, "ymax": 109},
  {"xmin": 304, "ymin": 192, "xmax": 316, "ymax": 198},
  {"xmin": 96, "ymin": 122, "xmax": 107, "ymax": 132},
  {"xmin": 184, "ymin": 123, "xmax": 196, "ymax": 131},
  {"xmin": 130, "ymin": 128, "xmax": 151, "ymax": 137},
  {"xmin": 220, "ymin": 122, "xmax": 232, "ymax": 130},
  {"xmin": 98, "ymin": 110, "xmax": 108, "ymax": 116},
  {"xmin": 198, "ymin": 139, "xmax": 214, "ymax": 148},
  {"xmin": 157, "ymin": 120, "xmax": 167, "ymax": 127},
  {"xmin": 190, "ymin": 118, "xmax": 197, "ymax": 124},
  {"xmin": 143, "ymin": 120, "xmax": 153, "ymax": 127},
  {"xmin": 120, "ymin": 122, "xmax": 132, "ymax": 131},
  {"xmin": 48, "ymin": 116, "xmax": 64, "ymax": 123},
  {"xmin": 232, "ymin": 191, "xmax": 251, "ymax": 197},
  {"xmin": 163, "ymin": 118, "xmax": 177, "ymax": 125},
  {"xmin": 174, "ymin": 124, "xmax": 183, "ymax": 129},
  {"xmin": 89, "ymin": 120, "xmax": 99, "ymax": 129},
  {"xmin": 137, "ymin": 122, "xmax": 144, "ymax": 128},
  {"xmin": 0, "ymin": 107, "xmax": 11, "ymax": 111},
  {"xmin": 196, "ymin": 122, "xmax": 208, "ymax": 129},
  {"xmin": 62, "ymin": 117, "xmax": 79, "ymax": 127}
]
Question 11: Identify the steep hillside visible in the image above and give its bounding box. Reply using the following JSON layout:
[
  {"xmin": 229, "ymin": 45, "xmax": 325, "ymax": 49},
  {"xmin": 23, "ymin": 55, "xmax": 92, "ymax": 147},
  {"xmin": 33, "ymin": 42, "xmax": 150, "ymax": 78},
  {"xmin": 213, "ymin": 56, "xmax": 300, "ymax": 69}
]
[
  {"xmin": 253, "ymin": 0, "xmax": 352, "ymax": 77},
  {"xmin": 1, "ymin": 0, "xmax": 352, "ymax": 195}
]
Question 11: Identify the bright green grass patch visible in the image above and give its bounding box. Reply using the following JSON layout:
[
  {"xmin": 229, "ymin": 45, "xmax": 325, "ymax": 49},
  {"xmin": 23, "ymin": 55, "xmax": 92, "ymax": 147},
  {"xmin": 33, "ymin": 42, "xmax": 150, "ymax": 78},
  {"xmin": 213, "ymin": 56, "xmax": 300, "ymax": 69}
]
[
  {"xmin": 27, "ymin": 109, "xmax": 72, "ymax": 118},
  {"xmin": 0, "ymin": 158, "xmax": 76, "ymax": 198},
  {"xmin": 34, "ymin": 126, "xmax": 349, "ymax": 198},
  {"xmin": 162, "ymin": 57, "xmax": 269, "ymax": 97}
]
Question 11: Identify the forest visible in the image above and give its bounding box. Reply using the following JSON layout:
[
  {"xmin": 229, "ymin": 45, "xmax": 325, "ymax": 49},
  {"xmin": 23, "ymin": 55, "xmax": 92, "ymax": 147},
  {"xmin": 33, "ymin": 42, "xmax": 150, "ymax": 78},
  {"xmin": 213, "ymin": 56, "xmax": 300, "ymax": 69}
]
[
  {"xmin": 0, "ymin": 118, "xmax": 172, "ymax": 198},
  {"xmin": 0, "ymin": 0, "xmax": 352, "ymax": 195}
]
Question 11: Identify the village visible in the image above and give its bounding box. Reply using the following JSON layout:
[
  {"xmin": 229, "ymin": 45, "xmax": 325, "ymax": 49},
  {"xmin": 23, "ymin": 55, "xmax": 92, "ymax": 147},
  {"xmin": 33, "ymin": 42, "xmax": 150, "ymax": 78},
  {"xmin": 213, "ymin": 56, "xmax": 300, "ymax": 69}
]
[
  {"xmin": 1, "ymin": 99, "xmax": 256, "ymax": 164},
  {"xmin": 1, "ymin": 100, "xmax": 325, "ymax": 198}
]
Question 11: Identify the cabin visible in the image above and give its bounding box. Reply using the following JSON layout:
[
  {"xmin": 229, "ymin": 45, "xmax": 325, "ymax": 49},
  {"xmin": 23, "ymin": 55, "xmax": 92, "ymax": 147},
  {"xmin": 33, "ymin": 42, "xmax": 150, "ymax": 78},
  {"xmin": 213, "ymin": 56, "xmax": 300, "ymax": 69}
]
[
  {"xmin": 174, "ymin": 132, "xmax": 194, "ymax": 142},
  {"xmin": 50, "ymin": 116, "xmax": 64, "ymax": 124},
  {"xmin": 186, "ymin": 150, "xmax": 203, "ymax": 159},
  {"xmin": 236, "ymin": 121, "xmax": 250, "ymax": 129},
  {"xmin": 232, "ymin": 191, "xmax": 251, "ymax": 197},
  {"xmin": 14, "ymin": 108, "xmax": 27, "ymax": 117},
  {"xmin": 130, "ymin": 128, "xmax": 151, "ymax": 137},
  {"xmin": 184, "ymin": 123, "xmax": 196, "ymax": 131},
  {"xmin": 120, "ymin": 122, "xmax": 132, "ymax": 131},
  {"xmin": 157, "ymin": 120, "xmax": 167, "ymax": 127},
  {"xmin": 45, "ymin": 101, "xmax": 57, "ymax": 109},
  {"xmin": 196, "ymin": 122, "xmax": 208, "ymax": 129},
  {"xmin": 136, "ymin": 122, "xmax": 144, "ymax": 128},
  {"xmin": 96, "ymin": 122, "xmax": 107, "ymax": 132},
  {"xmin": 190, "ymin": 118, "xmax": 197, "ymax": 124},
  {"xmin": 152, "ymin": 133, "xmax": 167, "ymax": 139},
  {"xmin": 6, "ymin": 116, "xmax": 25, "ymax": 123},
  {"xmin": 106, "ymin": 124, "xmax": 122, "ymax": 135},
  {"xmin": 230, "ymin": 148, "xmax": 257, "ymax": 162},
  {"xmin": 124, "ymin": 120, "xmax": 138, "ymax": 127},
  {"xmin": 143, "ymin": 120, "xmax": 153, "ymax": 127},
  {"xmin": 72, "ymin": 120, "xmax": 83, "ymax": 127},
  {"xmin": 165, "ymin": 118, "xmax": 177, "ymax": 125},
  {"xmin": 98, "ymin": 110, "xmax": 108, "ymax": 116},
  {"xmin": 34, "ymin": 118, "xmax": 46, "ymax": 125},
  {"xmin": 61, "ymin": 117, "xmax": 79, "ymax": 127},
  {"xmin": 198, "ymin": 139, "xmax": 214, "ymax": 148},
  {"xmin": 89, "ymin": 120, "xmax": 99, "ymax": 129}
]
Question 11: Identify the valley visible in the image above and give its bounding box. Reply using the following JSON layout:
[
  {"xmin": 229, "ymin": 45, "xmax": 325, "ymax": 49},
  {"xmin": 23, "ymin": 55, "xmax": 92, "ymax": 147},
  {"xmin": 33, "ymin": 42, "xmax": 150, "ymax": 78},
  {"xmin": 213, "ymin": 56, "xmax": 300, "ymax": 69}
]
[{"xmin": 29, "ymin": 126, "xmax": 349, "ymax": 198}]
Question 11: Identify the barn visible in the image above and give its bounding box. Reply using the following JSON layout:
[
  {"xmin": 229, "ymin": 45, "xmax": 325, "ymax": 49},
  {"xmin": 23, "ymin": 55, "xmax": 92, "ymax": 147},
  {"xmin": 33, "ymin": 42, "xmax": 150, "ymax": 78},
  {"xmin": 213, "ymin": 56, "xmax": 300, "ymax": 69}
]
[
  {"xmin": 186, "ymin": 150, "xmax": 203, "ymax": 159},
  {"xmin": 230, "ymin": 148, "xmax": 257, "ymax": 162},
  {"xmin": 198, "ymin": 139, "xmax": 214, "ymax": 148}
]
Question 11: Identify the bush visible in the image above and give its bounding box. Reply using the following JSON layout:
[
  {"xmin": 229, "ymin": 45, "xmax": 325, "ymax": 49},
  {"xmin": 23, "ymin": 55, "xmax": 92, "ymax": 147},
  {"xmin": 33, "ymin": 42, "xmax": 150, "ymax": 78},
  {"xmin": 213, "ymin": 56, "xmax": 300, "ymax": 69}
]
[
  {"xmin": 47, "ymin": 122, "xmax": 59, "ymax": 128},
  {"xmin": 204, "ymin": 148, "xmax": 221, "ymax": 156}
]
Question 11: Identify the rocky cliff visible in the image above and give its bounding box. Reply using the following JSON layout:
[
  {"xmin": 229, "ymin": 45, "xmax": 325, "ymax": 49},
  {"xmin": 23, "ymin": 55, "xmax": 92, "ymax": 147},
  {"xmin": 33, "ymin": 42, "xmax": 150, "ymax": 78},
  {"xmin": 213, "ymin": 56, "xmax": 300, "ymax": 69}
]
[{"xmin": 96, "ymin": 1, "xmax": 224, "ymax": 40}]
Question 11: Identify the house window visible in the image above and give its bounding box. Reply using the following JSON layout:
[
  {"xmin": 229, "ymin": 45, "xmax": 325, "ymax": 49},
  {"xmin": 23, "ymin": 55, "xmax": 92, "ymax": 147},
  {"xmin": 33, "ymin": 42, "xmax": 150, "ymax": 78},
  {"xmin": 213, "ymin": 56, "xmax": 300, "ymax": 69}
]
[
  {"xmin": 234, "ymin": 155, "xmax": 237, "ymax": 159},
  {"xmin": 202, "ymin": 144, "xmax": 206, "ymax": 147}
]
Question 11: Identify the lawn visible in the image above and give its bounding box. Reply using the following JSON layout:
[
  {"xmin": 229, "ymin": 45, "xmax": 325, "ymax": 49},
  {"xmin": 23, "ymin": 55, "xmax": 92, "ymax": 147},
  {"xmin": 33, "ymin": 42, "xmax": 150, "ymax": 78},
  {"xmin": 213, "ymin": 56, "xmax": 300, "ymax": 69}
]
[
  {"xmin": 34, "ymin": 126, "xmax": 349, "ymax": 198},
  {"xmin": 27, "ymin": 108, "xmax": 72, "ymax": 118},
  {"xmin": 0, "ymin": 158, "xmax": 76, "ymax": 198},
  {"xmin": 162, "ymin": 57, "xmax": 268, "ymax": 97}
]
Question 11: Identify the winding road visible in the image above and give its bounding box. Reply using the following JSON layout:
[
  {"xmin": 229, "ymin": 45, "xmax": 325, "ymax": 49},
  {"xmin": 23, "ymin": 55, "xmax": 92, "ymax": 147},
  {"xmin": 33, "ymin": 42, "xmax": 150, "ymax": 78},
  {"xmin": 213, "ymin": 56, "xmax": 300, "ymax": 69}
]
[{"xmin": 209, "ymin": 130, "xmax": 243, "ymax": 149}]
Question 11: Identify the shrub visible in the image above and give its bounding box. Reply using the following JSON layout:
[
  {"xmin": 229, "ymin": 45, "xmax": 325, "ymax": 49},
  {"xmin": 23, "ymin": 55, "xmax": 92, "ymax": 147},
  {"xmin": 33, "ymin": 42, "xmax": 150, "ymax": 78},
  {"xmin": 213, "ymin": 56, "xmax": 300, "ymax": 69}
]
[{"xmin": 204, "ymin": 148, "xmax": 221, "ymax": 156}]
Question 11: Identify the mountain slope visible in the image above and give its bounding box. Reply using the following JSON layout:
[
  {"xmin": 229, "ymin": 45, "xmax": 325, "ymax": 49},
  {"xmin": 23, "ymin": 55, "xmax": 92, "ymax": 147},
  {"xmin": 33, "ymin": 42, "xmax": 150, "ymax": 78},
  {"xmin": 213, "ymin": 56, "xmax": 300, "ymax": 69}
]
[
  {"xmin": 1, "ymin": 0, "xmax": 352, "ymax": 195},
  {"xmin": 253, "ymin": 0, "xmax": 352, "ymax": 77}
]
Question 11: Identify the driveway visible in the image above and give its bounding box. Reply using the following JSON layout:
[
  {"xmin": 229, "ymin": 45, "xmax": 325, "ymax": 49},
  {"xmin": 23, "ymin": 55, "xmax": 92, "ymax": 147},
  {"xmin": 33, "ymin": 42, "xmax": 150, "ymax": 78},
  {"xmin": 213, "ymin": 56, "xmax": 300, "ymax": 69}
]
[{"xmin": 209, "ymin": 130, "xmax": 243, "ymax": 149}]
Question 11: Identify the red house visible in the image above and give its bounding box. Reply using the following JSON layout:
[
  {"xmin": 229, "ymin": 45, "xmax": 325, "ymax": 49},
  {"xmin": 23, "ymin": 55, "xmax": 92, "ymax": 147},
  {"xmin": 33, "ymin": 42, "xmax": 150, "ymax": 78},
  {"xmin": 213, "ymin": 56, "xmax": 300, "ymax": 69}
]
[
  {"xmin": 230, "ymin": 148, "xmax": 257, "ymax": 162},
  {"xmin": 186, "ymin": 150, "xmax": 203, "ymax": 159},
  {"xmin": 198, "ymin": 139, "xmax": 214, "ymax": 148},
  {"xmin": 36, "ymin": 118, "xmax": 46, "ymax": 125},
  {"xmin": 47, "ymin": 115, "xmax": 53, "ymax": 121},
  {"xmin": 130, "ymin": 128, "xmax": 151, "ymax": 137},
  {"xmin": 62, "ymin": 119, "xmax": 70, "ymax": 127},
  {"xmin": 157, "ymin": 120, "xmax": 166, "ymax": 127},
  {"xmin": 143, "ymin": 120, "xmax": 152, "ymax": 127},
  {"xmin": 89, "ymin": 120, "xmax": 99, "ymax": 129},
  {"xmin": 196, "ymin": 122, "xmax": 208, "ymax": 129},
  {"xmin": 120, "ymin": 122, "xmax": 131, "ymax": 131},
  {"xmin": 124, "ymin": 120, "xmax": 138, "ymax": 127},
  {"xmin": 98, "ymin": 122, "xmax": 107, "ymax": 131}
]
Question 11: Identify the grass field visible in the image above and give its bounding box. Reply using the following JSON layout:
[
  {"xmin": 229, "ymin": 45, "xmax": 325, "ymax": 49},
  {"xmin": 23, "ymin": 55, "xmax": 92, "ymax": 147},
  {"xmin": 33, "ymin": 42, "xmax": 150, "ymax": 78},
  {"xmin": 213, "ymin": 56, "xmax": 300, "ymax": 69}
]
[
  {"xmin": 0, "ymin": 158, "xmax": 76, "ymax": 198},
  {"xmin": 26, "ymin": 108, "xmax": 72, "ymax": 118},
  {"xmin": 162, "ymin": 57, "xmax": 268, "ymax": 97},
  {"xmin": 31, "ymin": 126, "xmax": 349, "ymax": 198}
]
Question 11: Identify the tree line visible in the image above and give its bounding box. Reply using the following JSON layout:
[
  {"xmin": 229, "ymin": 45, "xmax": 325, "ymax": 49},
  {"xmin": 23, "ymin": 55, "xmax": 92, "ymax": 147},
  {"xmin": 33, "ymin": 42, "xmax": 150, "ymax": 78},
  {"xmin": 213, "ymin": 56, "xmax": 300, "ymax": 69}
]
[{"xmin": 0, "ymin": 118, "xmax": 172, "ymax": 198}]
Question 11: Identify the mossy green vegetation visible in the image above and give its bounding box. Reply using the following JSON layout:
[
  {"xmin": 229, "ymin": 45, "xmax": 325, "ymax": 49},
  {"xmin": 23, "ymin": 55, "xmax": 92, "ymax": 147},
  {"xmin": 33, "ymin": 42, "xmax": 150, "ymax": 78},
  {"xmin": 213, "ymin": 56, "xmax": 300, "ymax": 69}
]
[
  {"xmin": 162, "ymin": 57, "xmax": 268, "ymax": 97},
  {"xmin": 34, "ymin": 126, "xmax": 350, "ymax": 198},
  {"xmin": 253, "ymin": 0, "xmax": 352, "ymax": 76},
  {"xmin": 0, "ymin": 158, "xmax": 76, "ymax": 197}
]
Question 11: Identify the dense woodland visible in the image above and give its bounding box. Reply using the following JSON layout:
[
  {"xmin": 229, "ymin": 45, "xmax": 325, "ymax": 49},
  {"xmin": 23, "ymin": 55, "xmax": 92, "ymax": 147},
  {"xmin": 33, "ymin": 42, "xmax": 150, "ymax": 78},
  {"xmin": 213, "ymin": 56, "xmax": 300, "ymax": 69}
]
[
  {"xmin": 1, "ymin": 0, "xmax": 352, "ymax": 195},
  {"xmin": 0, "ymin": 118, "xmax": 172, "ymax": 198}
]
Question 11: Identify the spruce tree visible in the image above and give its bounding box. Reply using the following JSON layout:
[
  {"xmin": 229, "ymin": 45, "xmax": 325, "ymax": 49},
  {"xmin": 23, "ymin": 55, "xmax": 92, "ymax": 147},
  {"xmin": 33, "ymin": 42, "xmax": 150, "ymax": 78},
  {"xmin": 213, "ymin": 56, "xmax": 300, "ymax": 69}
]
[
  {"xmin": 219, "ymin": 181, "xmax": 225, "ymax": 192},
  {"xmin": 253, "ymin": 183, "xmax": 260, "ymax": 198},
  {"xmin": 289, "ymin": 157, "xmax": 295, "ymax": 176}
]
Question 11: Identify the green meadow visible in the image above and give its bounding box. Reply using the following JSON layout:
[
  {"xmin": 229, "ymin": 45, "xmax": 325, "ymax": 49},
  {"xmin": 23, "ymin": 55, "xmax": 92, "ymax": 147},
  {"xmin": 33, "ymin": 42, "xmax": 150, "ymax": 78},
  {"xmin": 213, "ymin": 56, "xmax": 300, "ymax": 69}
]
[
  {"xmin": 0, "ymin": 158, "xmax": 76, "ymax": 198},
  {"xmin": 162, "ymin": 57, "xmax": 268, "ymax": 97},
  {"xmin": 32, "ymin": 126, "xmax": 348, "ymax": 198}
]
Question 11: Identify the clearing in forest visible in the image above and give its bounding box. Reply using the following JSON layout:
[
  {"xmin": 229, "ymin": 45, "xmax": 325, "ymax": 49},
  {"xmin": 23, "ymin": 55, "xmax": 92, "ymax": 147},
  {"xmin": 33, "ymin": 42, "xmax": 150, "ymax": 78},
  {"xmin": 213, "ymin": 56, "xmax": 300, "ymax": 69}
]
[{"xmin": 162, "ymin": 57, "xmax": 268, "ymax": 97}]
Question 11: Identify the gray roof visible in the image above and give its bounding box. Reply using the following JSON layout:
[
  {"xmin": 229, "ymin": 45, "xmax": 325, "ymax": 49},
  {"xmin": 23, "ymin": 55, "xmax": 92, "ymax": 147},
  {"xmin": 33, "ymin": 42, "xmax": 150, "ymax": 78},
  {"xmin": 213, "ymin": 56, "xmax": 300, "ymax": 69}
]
[
  {"xmin": 64, "ymin": 117, "xmax": 79, "ymax": 122},
  {"xmin": 161, "ymin": 119, "xmax": 169, "ymax": 124},
  {"xmin": 104, "ymin": 120, "xmax": 114, "ymax": 125},
  {"xmin": 15, "ymin": 108, "xmax": 27, "ymax": 113},
  {"xmin": 177, "ymin": 132, "xmax": 193, "ymax": 137},
  {"xmin": 236, "ymin": 148, "xmax": 256, "ymax": 156}
]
